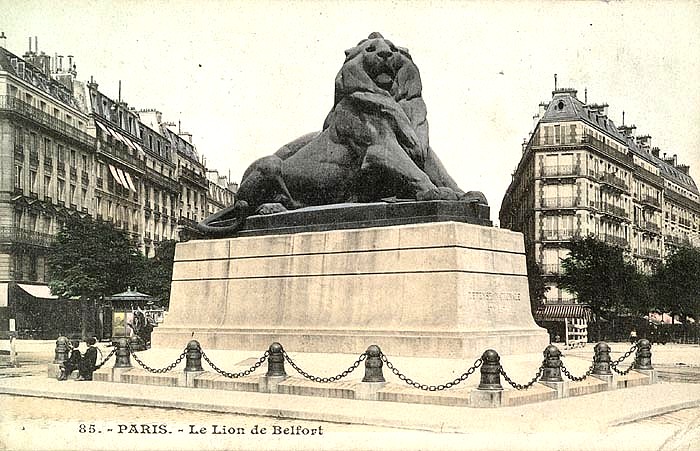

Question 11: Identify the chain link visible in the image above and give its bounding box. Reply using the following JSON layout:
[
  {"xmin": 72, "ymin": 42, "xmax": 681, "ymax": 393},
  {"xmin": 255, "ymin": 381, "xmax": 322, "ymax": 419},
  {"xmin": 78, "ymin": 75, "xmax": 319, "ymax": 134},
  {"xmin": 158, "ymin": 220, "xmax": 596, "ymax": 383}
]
[
  {"xmin": 610, "ymin": 362, "xmax": 635, "ymax": 376},
  {"xmin": 129, "ymin": 346, "xmax": 187, "ymax": 374},
  {"xmin": 500, "ymin": 362, "xmax": 544, "ymax": 390},
  {"xmin": 560, "ymin": 362, "xmax": 594, "ymax": 382},
  {"xmin": 200, "ymin": 349, "xmax": 269, "ymax": 379},
  {"xmin": 610, "ymin": 343, "xmax": 638, "ymax": 367},
  {"xmin": 380, "ymin": 353, "xmax": 482, "ymax": 391},
  {"xmin": 95, "ymin": 348, "xmax": 116, "ymax": 370},
  {"xmin": 282, "ymin": 350, "xmax": 366, "ymax": 383}
]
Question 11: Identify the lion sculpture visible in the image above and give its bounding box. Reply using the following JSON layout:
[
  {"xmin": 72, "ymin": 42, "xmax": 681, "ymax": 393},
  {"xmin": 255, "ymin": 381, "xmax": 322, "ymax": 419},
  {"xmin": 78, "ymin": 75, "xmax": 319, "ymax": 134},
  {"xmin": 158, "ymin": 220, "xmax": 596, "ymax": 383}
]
[{"xmin": 199, "ymin": 32, "xmax": 486, "ymax": 235}]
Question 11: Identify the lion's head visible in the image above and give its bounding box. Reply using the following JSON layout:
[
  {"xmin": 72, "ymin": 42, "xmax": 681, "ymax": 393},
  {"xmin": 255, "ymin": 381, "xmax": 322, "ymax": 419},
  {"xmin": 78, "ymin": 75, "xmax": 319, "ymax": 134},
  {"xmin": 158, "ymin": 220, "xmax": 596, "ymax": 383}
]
[{"xmin": 334, "ymin": 32, "xmax": 423, "ymax": 105}]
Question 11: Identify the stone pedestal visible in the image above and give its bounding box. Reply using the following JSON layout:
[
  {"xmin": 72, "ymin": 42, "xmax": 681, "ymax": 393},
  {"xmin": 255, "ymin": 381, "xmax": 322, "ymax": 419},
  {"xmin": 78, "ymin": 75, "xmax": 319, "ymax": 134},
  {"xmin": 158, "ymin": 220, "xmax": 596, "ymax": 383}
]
[{"xmin": 152, "ymin": 220, "xmax": 548, "ymax": 358}]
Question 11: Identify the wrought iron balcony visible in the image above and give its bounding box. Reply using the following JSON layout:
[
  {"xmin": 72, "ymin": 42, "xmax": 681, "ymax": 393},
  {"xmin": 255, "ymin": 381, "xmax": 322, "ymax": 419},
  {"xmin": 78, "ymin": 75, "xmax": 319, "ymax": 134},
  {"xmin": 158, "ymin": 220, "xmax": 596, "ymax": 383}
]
[
  {"xmin": 601, "ymin": 233, "xmax": 628, "ymax": 248},
  {"xmin": 540, "ymin": 197, "xmax": 580, "ymax": 209},
  {"xmin": 0, "ymin": 96, "xmax": 94, "ymax": 148},
  {"xmin": 0, "ymin": 226, "xmax": 55, "ymax": 248},
  {"xmin": 14, "ymin": 143, "xmax": 24, "ymax": 159},
  {"xmin": 599, "ymin": 173, "xmax": 629, "ymax": 191},
  {"xmin": 541, "ymin": 165, "xmax": 582, "ymax": 177},
  {"xmin": 600, "ymin": 202, "xmax": 629, "ymax": 220},
  {"xmin": 541, "ymin": 263, "xmax": 562, "ymax": 275},
  {"xmin": 81, "ymin": 171, "xmax": 89, "ymax": 185},
  {"xmin": 541, "ymin": 228, "xmax": 578, "ymax": 241}
]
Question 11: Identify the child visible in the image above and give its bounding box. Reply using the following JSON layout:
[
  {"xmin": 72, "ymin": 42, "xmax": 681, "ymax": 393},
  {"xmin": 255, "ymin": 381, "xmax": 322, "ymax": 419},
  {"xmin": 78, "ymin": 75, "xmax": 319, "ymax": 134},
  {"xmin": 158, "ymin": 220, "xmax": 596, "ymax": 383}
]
[{"xmin": 58, "ymin": 340, "xmax": 81, "ymax": 381}]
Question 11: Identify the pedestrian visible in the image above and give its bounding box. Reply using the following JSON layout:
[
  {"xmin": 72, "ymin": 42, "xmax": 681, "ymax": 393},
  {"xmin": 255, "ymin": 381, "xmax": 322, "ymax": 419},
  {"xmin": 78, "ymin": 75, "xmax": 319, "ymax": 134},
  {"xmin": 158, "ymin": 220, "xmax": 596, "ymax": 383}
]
[
  {"xmin": 77, "ymin": 337, "xmax": 98, "ymax": 381},
  {"xmin": 58, "ymin": 340, "xmax": 81, "ymax": 380},
  {"xmin": 629, "ymin": 329, "xmax": 638, "ymax": 344}
]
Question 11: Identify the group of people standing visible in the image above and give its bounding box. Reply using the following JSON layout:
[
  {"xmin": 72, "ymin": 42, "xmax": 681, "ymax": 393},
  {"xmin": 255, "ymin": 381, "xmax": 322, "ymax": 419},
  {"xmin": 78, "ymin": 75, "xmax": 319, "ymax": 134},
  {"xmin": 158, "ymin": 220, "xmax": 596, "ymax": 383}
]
[{"xmin": 57, "ymin": 337, "xmax": 99, "ymax": 381}]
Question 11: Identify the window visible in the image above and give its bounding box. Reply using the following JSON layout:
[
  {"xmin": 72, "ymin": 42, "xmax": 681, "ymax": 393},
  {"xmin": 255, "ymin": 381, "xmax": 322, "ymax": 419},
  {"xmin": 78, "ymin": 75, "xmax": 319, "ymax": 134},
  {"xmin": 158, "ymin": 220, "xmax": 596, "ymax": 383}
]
[
  {"xmin": 58, "ymin": 180, "xmax": 65, "ymax": 200},
  {"xmin": 14, "ymin": 166, "xmax": 22, "ymax": 188},
  {"xmin": 82, "ymin": 188, "xmax": 87, "ymax": 207},
  {"xmin": 17, "ymin": 61, "xmax": 25, "ymax": 78},
  {"xmin": 30, "ymin": 132, "xmax": 38, "ymax": 151},
  {"xmin": 57, "ymin": 145, "xmax": 65, "ymax": 163},
  {"xmin": 70, "ymin": 150, "xmax": 76, "ymax": 167},
  {"xmin": 69, "ymin": 184, "xmax": 76, "ymax": 205},
  {"xmin": 43, "ymin": 137, "xmax": 51, "ymax": 156},
  {"xmin": 44, "ymin": 176, "xmax": 51, "ymax": 196},
  {"xmin": 30, "ymin": 170, "xmax": 37, "ymax": 192},
  {"xmin": 82, "ymin": 154, "xmax": 88, "ymax": 169}
]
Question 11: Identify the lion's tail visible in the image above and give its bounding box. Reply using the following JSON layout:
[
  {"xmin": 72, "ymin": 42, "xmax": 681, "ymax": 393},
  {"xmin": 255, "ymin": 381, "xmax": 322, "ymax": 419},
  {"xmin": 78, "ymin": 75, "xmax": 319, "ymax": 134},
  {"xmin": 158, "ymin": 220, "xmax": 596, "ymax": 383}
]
[{"xmin": 196, "ymin": 200, "xmax": 250, "ymax": 237}]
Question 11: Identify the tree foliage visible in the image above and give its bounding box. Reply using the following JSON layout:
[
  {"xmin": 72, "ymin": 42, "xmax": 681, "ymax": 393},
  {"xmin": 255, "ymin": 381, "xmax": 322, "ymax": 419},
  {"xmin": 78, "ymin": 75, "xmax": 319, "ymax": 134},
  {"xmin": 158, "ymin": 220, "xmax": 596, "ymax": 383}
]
[
  {"xmin": 131, "ymin": 240, "xmax": 177, "ymax": 307},
  {"xmin": 558, "ymin": 237, "xmax": 639, "ymax": 320},
  {"xmin": 526, "ymin": 253, "xmax": 548, "ymax": 314},
  {"xmin": 47, "ymin": 216, "xmax": 142, "ymax": 300},
  {"xmin": 652, "ymin": 246, "xmax": 700, "ymax": 323}
]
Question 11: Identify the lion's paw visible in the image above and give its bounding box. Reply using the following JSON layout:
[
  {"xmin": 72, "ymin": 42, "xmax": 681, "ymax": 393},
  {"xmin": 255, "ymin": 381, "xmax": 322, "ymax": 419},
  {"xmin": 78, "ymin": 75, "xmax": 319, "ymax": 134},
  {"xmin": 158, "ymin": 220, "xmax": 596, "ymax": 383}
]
[
  {"xmin": 459, "ymin": 191, "xmax": 488, "ymax": 205},
  {"xmin": 416, "ymin": 187, "xmax": 459, "ymax": 201},
  {"xmin": 256, "ymin": 203, "xmax": 288, "ymax": 215}
]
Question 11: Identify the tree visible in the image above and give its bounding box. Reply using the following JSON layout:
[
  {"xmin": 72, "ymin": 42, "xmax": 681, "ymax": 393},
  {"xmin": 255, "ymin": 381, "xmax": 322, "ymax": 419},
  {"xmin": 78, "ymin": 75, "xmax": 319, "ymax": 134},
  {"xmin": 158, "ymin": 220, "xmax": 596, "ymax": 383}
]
[
  {"xmin": 131, "ymin": 240, "xmax": 177, "ymax": 308},
  {"xmin": 558, "ymin": 236, "xmax": 639, "ymax": 339},
  {"xmin": 652, "ymin": 246, "xmax": 700, "ymax": 323},
  {"xmin": 47, "ymin": 216, "xmax": 142, "ymax": 337},
  {"xmin": 526, "ymin": 253, "xmax": 548, "ymax": 316}
]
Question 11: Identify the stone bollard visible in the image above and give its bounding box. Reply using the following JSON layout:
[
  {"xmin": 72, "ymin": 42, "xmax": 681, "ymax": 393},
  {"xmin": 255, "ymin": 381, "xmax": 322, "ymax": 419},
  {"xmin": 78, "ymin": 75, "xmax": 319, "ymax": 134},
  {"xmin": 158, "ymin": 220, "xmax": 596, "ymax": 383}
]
[
  {"xmin": 634, "ymin": 339, "xmax": 653, "ymax": 370},
  {"xmin": 54, "ymin": 336, "xmax": 69, "ymax": 364},
  {"xmin": 593, "ymin": 342, "xmax": 612, "ymax": 376},
  {"xmin": 185, "ymin": 340, "xmax": 203, "ymax": 372},
  {"xmin": 266, "ymin": 342, "xmax": 286, "ymax": 377},
  {"xmin": 114, "ymin": 338, "xmax": 132, "ymax": 368},
  {"xmin": 478, "ymin": 349, "xmax": 503, "ymax": 391},
  {"xmin": 540, "ymin": 344, "xmax": 563, "ymax": 383},
  {"xmin": 362, "ymin": 345, "xmax": 385, "ymax": 383}
]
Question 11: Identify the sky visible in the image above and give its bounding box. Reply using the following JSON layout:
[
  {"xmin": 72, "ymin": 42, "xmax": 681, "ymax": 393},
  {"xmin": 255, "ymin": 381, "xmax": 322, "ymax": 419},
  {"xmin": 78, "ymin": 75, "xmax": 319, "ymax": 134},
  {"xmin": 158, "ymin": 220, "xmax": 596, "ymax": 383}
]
[{"xmin": 3, "ymin": 0, "xmax": 700, "ymax": 223}]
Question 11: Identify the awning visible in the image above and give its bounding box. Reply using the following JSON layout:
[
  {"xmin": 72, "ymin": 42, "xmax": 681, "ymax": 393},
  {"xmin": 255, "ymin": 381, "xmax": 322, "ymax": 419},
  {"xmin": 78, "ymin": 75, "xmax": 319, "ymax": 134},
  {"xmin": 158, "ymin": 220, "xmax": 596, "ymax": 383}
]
[
  {"xmin": 115, "ymin": 167, "xmax": 131, "ymax": 190},
  {"xmin": 16, "ymin": 283, "xmax": 59, "ymax": 300},
  {"xmin": 0, "ymin": 282, "xmax": 8, "ymax": 307},
  {"xmin": 123, "ymin": 171, "xmax": 137, "ymax": 192},
  {"xmin": 108, "ymin": 164, "xmax": 124, "ymax": 187},
  {"xmin": 535, "ymin": 304, "xmax": 592, "ymax": 322}
]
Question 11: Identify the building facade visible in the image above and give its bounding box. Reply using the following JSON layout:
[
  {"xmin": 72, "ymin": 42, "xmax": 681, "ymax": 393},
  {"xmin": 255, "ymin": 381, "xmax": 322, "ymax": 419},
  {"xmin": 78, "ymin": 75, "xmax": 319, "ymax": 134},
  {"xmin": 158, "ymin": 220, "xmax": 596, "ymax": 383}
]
[
  {"xmin": 0, "ymin": 39, "xmax": 235, "ymax": 336},
  {"xmin": 500, "ymin": 86, "xmax": 700, "ymax": 343}
]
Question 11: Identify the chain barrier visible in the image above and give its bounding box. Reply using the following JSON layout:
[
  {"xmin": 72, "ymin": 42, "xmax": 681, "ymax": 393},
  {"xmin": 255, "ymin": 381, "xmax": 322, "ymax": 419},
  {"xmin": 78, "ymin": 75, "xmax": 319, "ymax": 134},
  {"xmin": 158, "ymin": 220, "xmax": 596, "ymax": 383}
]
[
  {"xmin": 282, "ymin": 350, "xmax": 366, "ymax": 383},
  {"xmin": 95, "ymin": 348, "xmax": 116, "ymax": 370},
  {"xmin": 129, "ymin": 346, "xmax": 187, "ymax": 374},
  {"xmin": 560, "ymin": 362, "xmax": 595, "ymax": 382},
  {"xmin": 609, "ymin": 342, "xmax": 638, "ymax": 376},
  {"xmin": 499, "ymin": 362, "xmax": 544, "ymax": 390},
  {"xmin": 200, "ymin": 349, "xmax": 269, "ymax": 379},
  {"xmin": 380, "ymin": 353, "xmax": 482, "ymax": 391}
]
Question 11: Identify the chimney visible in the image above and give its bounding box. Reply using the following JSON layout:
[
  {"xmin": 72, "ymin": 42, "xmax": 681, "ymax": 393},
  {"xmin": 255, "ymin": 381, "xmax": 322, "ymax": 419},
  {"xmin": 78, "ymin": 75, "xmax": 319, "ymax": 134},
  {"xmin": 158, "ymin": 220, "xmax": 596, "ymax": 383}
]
[
  {"xmin": 554, "ymin": 73, "xmax": 558, "ymax": 91},
  {"xmin": 584, "ymin": 87, "xmax": 588, "ymax": 104},
  {"xmin": 35, "ymin": 36, "xmax": 38, "ymax": 54},
  {"xmin": 651, "ymin": 147, "xmax": 660, "ymax": 158},
  {"xmin": 677, "ymin": 164, "xmax": 690, "ymax": 175},
  {"xmin": 673, "ymin": 154, "xmax": 678, "ymax": 166},
  {"xmin": 57, "ymin": 55, "xmax": 63, "ymax": 72},
  {"xmin": 0, "ymin": 32, "xmax": 6, "ymax": 48},
  {"xmin": 28, "ymin": 36, "xmax": 32, "ymax": 53}
]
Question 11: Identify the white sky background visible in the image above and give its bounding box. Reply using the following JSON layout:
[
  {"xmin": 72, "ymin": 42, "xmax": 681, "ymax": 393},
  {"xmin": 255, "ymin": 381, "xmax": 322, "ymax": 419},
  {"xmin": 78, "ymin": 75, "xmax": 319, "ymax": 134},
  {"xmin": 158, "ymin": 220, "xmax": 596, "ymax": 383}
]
[{"xmin": 3, "ymin": 0, "xmax": 700, "ymax": 222}]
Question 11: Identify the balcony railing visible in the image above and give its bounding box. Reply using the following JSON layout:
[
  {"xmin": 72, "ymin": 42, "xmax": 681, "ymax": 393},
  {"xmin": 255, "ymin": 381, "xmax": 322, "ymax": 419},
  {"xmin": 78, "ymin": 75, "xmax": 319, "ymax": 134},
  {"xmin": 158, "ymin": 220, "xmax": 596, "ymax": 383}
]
[
  {"xmin": 641, "ymin": 195, "xmax": 661, "ymax": 209},
  {"xmin": 540, "ymin": 197, "xmax": 580, "ymax": 209},
  {"xmin": 541, "ymin": 228, "xmax": 578, "ymax": 241},
  {"xmin": 541, "ymin": 263, "xmax": 562, "ymax": 275},
  {"xmin": 57, "ymin": 166, "xmax": 65, "ymax": 178},
  {"xmin": 541, "ymin": 165, "xmax": 582, "ymax": 177},
  {"xmin": 598, "ymin": 172, "xmax": 629, "ymax": 191},
  {"xmin": 644, "ymin": 221, "xmax": 660, "ymax": 233},
  {"xmin": 44, "ymin": 156, "xmax": 53, "ymax": 170},
  {"xmin": 179, "ymin": 167, "xmax": 208, "ymax": 189},
  {"xmin": 601, "ymin": 233, "xmax": 628, "ymax": 247},
  {"xmin": 81, "ymin": 171, "xmax": 89, "ymax": 185},
  {"xmin": 0, "ymin": 226, "xmax": 55, "ymax": 248},
  {"xmin": 638, "ymin": 248, "xmax": 660, "ymax": 259},
  {"xmin": 69, "ymin": 167, "xmax": 77, "ymax": 180},
  {"xmin": 600, "ymin": 202, "xmax": 629, "ymax": 220},
  {"xmin": 0, "ymin": 96, "xmax": 94, "ymax": 148},
  {"xmin": 96, "ymin": 177, "xmax": 103, "ymax": 188}
]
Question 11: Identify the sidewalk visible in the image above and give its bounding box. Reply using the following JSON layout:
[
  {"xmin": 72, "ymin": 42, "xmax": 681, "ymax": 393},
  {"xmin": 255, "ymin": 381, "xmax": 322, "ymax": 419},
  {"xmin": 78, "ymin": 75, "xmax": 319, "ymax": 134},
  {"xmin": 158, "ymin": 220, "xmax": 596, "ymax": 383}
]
[{"xmin": 1, "ymin": 341, "xmax": 700, "ymax": 450}]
